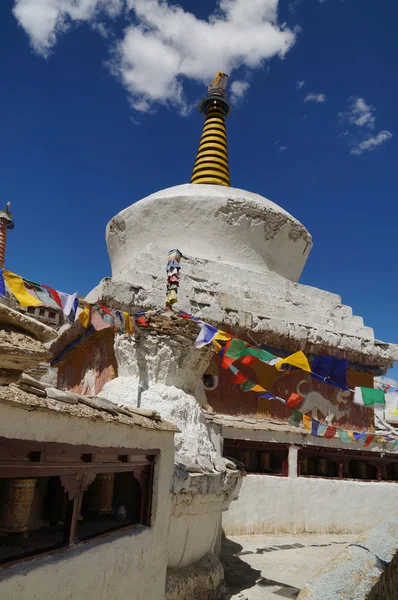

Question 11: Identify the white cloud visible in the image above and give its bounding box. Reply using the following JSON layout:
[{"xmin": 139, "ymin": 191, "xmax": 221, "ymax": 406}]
[
  {"xmin": 296, "ymin": 80, "xmax": 305, "ymax": 90},
  {"xmin": 304, "ymin": 92, "xmax": 326, "ymax": 103},
  {"xmin": 339, "ymin": 96, "xmax": 392, "ymax": 156},
  {"xmin": 341, "ymin": 97, "xmax": 376, "ymax": 129},
  {"xmin": 13, "ymin": 0, "xmax": 123, "ymax": 56},
  {"xmin": 14, "ymin": 0, "xmax": 296, "ymax": 113},
  {"xmin": 277, "ymin": 145, "xmax": 288, "ymax": 151},
  {"xmin": 350, "ymin": 130, "xmax": 393, "ymax": 155},
  {"xmin": 230, "ymin": 80, "xmax": 250, "ymax": 103}
]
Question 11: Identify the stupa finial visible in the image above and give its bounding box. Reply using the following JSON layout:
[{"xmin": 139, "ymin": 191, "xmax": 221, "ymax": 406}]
[{"xmin": 190, "ymin": 72, "xmax": 231, "ymax": 187}]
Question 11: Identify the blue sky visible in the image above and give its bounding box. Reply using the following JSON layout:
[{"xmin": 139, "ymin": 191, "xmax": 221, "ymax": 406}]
[{"xmin": 1, "ymin": 0, "xmax": 397, "ymax": 377}]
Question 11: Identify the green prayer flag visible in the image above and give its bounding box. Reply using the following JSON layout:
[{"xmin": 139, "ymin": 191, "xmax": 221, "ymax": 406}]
[
  {"xmin": 354, "ymin": 387, "xmax": 385, "ymax": 407},
  {"xmin": 338, "ymin": 430, "xmax": 351, "ymax": 444}
]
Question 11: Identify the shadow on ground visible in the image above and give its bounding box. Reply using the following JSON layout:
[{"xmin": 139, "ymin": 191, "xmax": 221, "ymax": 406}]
[{"xmin": 221, "ymin": 536, "xmax": 300, "ymax": 599}]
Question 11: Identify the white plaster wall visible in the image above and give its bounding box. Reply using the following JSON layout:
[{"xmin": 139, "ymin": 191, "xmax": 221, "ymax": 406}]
[
  {"xmin": 100, "ymin": 333, "xmax": 223, "ymax": 472},
  {"xmin": 223, "ymin": 474, "xmax": 398, "ymax": 535},
  {"xmin": 168, "ymin": 512, "xmax": 221, "ymax": 569},
  {"xmin": 0, "ymin": 403, "xmax": 175, "ymax": 600},
  {"xmin": 106, "ymin": 184, "xmax": 312, "ymax": 283}
]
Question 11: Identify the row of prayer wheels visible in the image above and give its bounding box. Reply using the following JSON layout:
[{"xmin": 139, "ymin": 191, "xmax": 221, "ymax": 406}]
[
  {"xmin": 1, "ymin": 474, "xmax": 116, "ymax": 535},
  {"xmin": 239, "ymin": 451, "xmax": 271, "ymax": 472}
]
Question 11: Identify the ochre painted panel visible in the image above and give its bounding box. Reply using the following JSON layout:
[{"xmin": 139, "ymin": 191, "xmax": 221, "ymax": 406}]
[{"xmin": 57, "ymin": 330, "xmax": 117, "ymax": 396}]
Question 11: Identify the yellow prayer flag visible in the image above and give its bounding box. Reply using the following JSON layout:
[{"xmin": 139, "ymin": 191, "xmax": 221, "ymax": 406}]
[
  {"xmin": 348, "ymin": 431, "xmax": 355, "ymax": 441},
  {"xmin": 123, "ymin": 312, "xmax": 133, "ymax": 334},
  {"xmin": 303, "ymin": 414, "xmax": 312, "ymax": 430},
  {"xmin": 166, "ymin": 290, "xmax": 178, "ymax": 305},
  {"xmin": 3, "ymin": 270, "xmax": 42, "ymax": 307},
  {"xmin": 251, "ymin": 384, "xmax": 266, "ymax": 393},
  {"xmin": 213, "ymin": 330, "xmax": 232, "ymax": 343},
  {"xmin": 212, "ymin": 340, "xmax": 222, "ymax": 353},
  {"xmin": 78, "ymin": 304, "xmax": 91, "ymax": 328},
  {"xmin": 389, "ymin": 409, "xmax": 398, "ymax": 416},
  {"xmin": 274, "ymin": 351, "xmax": 311, "ymax": 373}
]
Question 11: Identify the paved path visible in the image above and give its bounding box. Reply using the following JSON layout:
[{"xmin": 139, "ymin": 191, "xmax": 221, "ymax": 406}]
[{"xmin": 221, "ymin": 533, "xmax": 356, "ymax": 599}]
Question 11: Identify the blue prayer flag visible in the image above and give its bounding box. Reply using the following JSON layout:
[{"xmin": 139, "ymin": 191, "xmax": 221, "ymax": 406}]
[{"xmin": 311, "ymin": 355, "xmax": 349, "ymax": 390}]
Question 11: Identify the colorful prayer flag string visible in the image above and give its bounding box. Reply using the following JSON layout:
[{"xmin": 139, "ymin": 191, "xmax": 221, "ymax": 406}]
[{"xmin": 166, "ymin": 249, "xmax": 182, "ymax": 309}]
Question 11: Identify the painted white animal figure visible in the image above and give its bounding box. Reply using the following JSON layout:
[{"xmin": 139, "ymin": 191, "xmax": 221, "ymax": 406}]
[{"xmin": 296, "ymin": 379, "xmax": 351, "ymax": 423}]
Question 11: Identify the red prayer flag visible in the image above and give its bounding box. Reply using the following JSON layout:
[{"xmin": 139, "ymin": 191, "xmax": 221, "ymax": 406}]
[
  {"xmin": 231, "ymin": 371, "xmax": 249, "ymax": 385},
  {"xmin": 286, "ymin": 393, "xmax": 303, "ymax": 409},
  {"xmin": 324, "ymin": 426, "xmax": 337, "ymax": 439},
  {"xmin": 363, "ymin": 435, "xmax": 376, "ymax": 448},
  {"xmin": 221, "ymin": 340, "xmax": 235, "ymax": 369},
  {"xmin": 241, "ymin": 355, "xmax": 259, "ymax": 367},
  {"xmin": 42, "ymin": 284, "xmax": 62, "ymax": 309}
]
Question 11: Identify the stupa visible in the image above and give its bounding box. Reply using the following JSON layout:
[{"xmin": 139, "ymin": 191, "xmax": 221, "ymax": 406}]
[{"xmin": 86, "ymin": 73, "xmax": 398, "ymax": 538}]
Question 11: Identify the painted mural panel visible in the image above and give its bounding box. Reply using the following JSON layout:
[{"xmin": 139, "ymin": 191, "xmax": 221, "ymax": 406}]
[
  {"xmin": 205, "ymin": 355, "xmax": 374, "ymax": 430},
  {"xmin": 57, "ymin": 330, "xmax": 117, "ymax": 396}
]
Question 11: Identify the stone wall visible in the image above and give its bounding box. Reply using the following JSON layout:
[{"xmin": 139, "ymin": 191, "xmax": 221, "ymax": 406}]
[{"xmin": 297, "ymin": 518, "xmax": 398, "ymax": 600}]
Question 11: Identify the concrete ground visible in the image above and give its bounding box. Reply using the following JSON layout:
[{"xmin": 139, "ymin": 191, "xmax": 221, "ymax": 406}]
[{"xmin": 221, "ymin": 533, "xmax": 356, "ymax": 599}]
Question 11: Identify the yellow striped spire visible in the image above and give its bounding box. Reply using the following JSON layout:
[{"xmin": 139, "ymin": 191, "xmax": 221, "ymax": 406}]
[{"xmin": 191, "ymin": 72, "xmax": 231, "ymax": 187}]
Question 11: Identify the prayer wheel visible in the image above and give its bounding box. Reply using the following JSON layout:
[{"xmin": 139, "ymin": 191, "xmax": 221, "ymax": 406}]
[
  {"xmin": 3, "ymin": 478, "xmax": 36, "ymax": 533},
  {"xmin": 393, "ymin": 463, "xmax": 398, "ymax": 480},
  {"xmin": 259, "ymin": 452, "xmax": 271, "ymax": 472},
  {"xmin": 240, "ymin": 451, "xmax": 250, "ymax": 470},
  {"xmin": 317, "ymin": 458, "xmax": 328, "ymax": 476},
  {"xmin": 354, "ymin": 461, "xmax": 367, "ymax": 479},
  {"xmin": 381, "ymin": 465, "xmax": 388, "ymax": 480},
  {"xmin": 89, "ymin": 474, "xmax": 115, "ymax": 514},
  {"xmin": 300, "ymin": 458, "xmax": 308, "ymax": 475}
]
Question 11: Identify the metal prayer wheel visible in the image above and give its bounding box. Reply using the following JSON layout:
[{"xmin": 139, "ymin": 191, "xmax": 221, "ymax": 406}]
[
  {"xmin": 2, "ymin": 478, "xmax": 36, "ymax": 533},
  {"xmin": 317, "ymin": 458, "xmax": 328, "ymax": 476},
  {"xmin": 300, "ymin": 458, "xmax": 308, "ymax": 475},
  {"xmin": 381, "ymin": 465, "xmax": 388, "ymax": 480},
  {"xmin": 393, "ymin": 464, "xmax": 398, "ymax": 480},
  {"xmin": 88, "ymin": 474, "xmax": 115, "ymax": 514},
  {"xmin": 354, "ymin": 461, "xmax": 367, "ymax": 479},
  {"xmin": 240, "ymin": 451, "xmax": 250, "ymax": 470},
  {"xmin": 259, "ymin": 452, "xmax": 271, "ymax": 472}
]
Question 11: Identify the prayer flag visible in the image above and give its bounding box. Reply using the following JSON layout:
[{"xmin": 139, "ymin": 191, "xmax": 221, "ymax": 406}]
[
  {"xmin": 353, "ymin": 431, "xmax": 366, "ymax": 441},
  {"xmin": 42, "ymin": 284, "xmax": 62, "ymax": 308},
  {"xmin": 78, "ymin": 304, "xmax": 91, "ymax": 328},
  {"xmin": 324, "ymin": 426, "xmax": 337, "ymax": 439},
  {"xmin": 274, "ymin": 351, "xmax": 311, "ymax": 373},
  {"xmin": 91, "ymin": 307, "xmax": 110, "ymax": 331},
  {"xmin": 338, "ymin": 430, "xmax": 351, "ymax": 444},
  {"xmin": 354, "ymin": 387, "xmax": 385, "ymax": 407},
  {"xmin": 123, "ymin": 312, "xmax": 133, "ymax": 334},
  {"xmin": 363, "ymin": 435, "xmax": 376, "ymax": 448},
  {"xmin": 289, "ymin": 410, "xmax": 302, "ymax": 427},
  {"xmin": 0, "ymin": 269, "xmax": 5, "ymax": 297},
  {"xmin": 225, "ymin": 338, "xmax": 249, "ymax": 360},
  {"xmin": 286, "ymin": 393, "xmax": 303, "ymax": 409},
  {"xmin": 302, "ymin": 414, "xmax": 312, "ymax": 431},
  {"xmin": 230, "ymin": 368, "xmax": 248, "ymax": 385},
  {"xmin": 393, "ymin": 440, "xmax": 398, "ymax": 451},
  {"xmin": 195, "ymin": 322, "xmax": 219, "ymax": 348},
  {"xmin": 259, "ymin": 392, "xmax": 286, "ymax": 403},
  {"xmin": 58, "ymin": 291, "xmax": 78, "ymax": 317},
  {"xmin": 3, "ymin": 270, "xmax": 41, "ymax": 307},
  {"xmin": 312, "ymin": 419, "xmax": 320, "ymax": 436},
  {"xmin": 240, "ymin": 379, "xmax": 265, "ymax": 393},
  {"xmin": 213, "ymin": 330, "xmax": 232, "ymax": 343},
  {"xmin": 241, "ymin": 355, "xmax": 259, "ymax": 367},
  {"xmin": 318, "ymin": 423, "xmax": 327, "ymax": 436},
  {"xmin": 311, "ymin": 355, "xmax": 349, "ymax": 390}
]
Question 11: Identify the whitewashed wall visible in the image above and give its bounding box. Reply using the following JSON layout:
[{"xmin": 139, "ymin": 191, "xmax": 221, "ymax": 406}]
[
  {"xmin": 223, "ymin": 446, "xmax": 398, "ymax": 535},
  {"xmin": 0, "ymin": 403, "xmax": 175, "ymax": 600}
]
